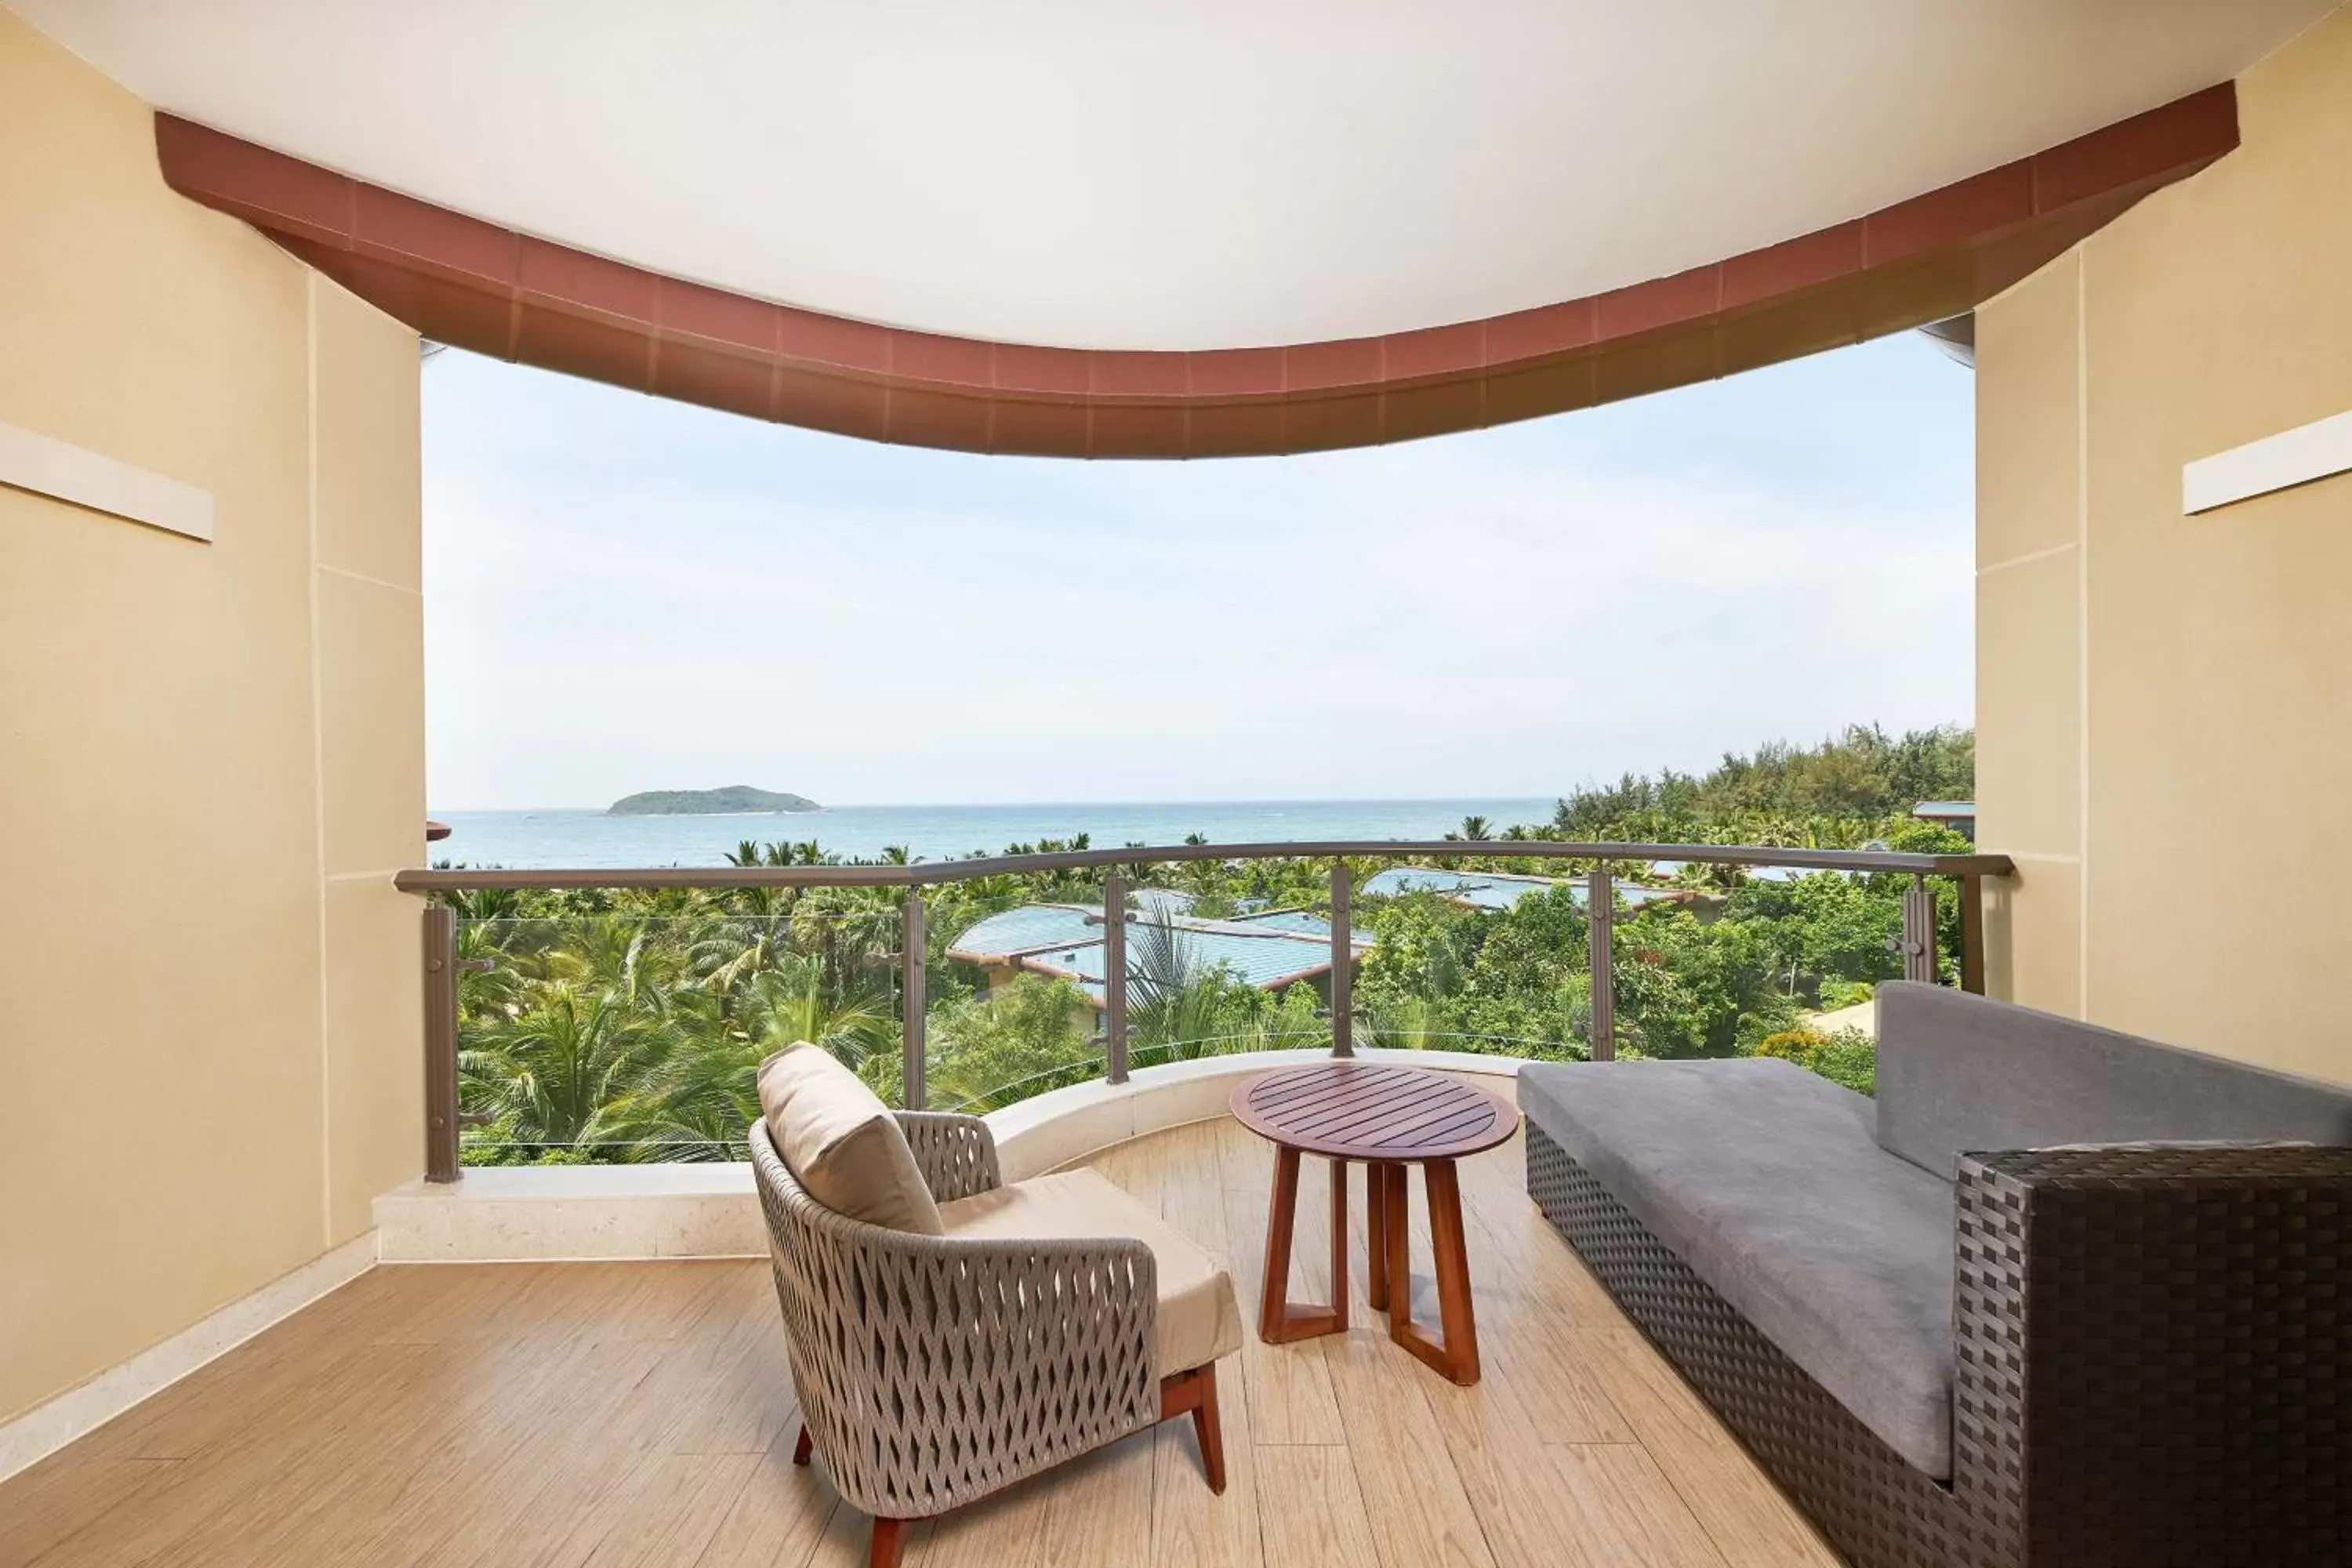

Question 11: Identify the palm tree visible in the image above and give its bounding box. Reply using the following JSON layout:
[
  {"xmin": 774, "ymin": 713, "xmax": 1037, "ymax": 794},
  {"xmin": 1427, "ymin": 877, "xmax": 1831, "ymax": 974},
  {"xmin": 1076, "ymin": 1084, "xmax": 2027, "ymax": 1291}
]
[
  {"xmin": 789, "ymin": 883, "xmax": 904, "ymax": 1000},
  {"xmin": 1128, "ymin": 909, "xmax": 1200, "ymax": 1012},
  {"xmin": 685, "ymin": 896, "xmax": 797, "ymax": 1004},
  {"xmin": 535, "ymin": 912, "xmax": 681, "ymax": 997},
  {"xmin": 461, "ymin": 978, "xmax": 683, "ymax": 1161},
  {"xmin": 601, "ymin": 960, "xmax": 896, "ymax": 1160},
  {"xmin": 1129, "ymin": 912, "xmax": 1237, "ymax": 1061},
  {"xmin": 1237, "ymin": 984, "xmax": 1330, "ymax": 1054},
  {"xmin": 1360, "ymin": 995, "xmax": 1448, "ymax": 1052},
  {"xmin": 453, "ymin": 912, "xmax": 522, "ymax": 1019},
  {"xmin": 1459, "ymin": 814, "xmax": 1492, "ymax": 842},
  {"xmin": 738, "ymin": 962, "xmax": 896, "ymax": 1067}
]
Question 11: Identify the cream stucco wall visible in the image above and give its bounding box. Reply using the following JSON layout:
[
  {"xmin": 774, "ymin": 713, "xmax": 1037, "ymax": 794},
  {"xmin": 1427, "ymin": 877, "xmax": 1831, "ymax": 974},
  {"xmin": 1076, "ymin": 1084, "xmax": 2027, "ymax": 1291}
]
[
  {"xmin": 1976, "ymin": 4, "xmax": 2352, "ymax": 1080},
  {"xmin": 0, "ymin": 11, "xmax": 423, "ymax": 1423}
]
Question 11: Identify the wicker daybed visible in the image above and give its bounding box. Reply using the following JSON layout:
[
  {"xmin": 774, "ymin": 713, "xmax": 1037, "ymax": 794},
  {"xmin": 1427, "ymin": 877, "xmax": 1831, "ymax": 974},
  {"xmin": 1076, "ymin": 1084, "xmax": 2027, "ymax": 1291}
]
[
  {"xmin": 749, "ymin": 1044, "xmax": 1240, "ymax": 1568},
  {"xmin": 1522, "ymin": 982, "xmax": 2352, "ymax": 1568}
]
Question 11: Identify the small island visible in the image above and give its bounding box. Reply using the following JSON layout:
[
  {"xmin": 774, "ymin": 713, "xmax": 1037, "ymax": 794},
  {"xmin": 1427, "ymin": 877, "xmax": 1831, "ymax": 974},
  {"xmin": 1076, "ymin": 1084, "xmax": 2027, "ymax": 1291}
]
[{"xmin": 606, "ymin": 786, "xmax": 822, "ymax": 817}]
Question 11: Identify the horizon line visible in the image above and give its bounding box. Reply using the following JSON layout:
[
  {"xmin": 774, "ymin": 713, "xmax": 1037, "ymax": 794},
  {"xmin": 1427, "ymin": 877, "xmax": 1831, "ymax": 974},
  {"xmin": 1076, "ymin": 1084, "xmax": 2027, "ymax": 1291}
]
[{"xmin": 429, "ymin": 793, "xmax": 1564, "ymax": 816}]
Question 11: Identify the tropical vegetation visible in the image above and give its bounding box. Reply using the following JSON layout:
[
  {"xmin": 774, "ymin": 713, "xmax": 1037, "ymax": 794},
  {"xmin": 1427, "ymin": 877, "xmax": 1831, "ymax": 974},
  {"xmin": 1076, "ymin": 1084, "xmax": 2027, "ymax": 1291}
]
[{"xmin": 446, "ymin": 724, "xmax": 1969, "ymax": 1163}]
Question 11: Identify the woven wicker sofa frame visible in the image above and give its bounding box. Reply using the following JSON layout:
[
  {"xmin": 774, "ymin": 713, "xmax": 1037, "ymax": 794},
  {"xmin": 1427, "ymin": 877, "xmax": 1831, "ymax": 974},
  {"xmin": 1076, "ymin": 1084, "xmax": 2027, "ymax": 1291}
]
[
  {"xmin": 1527, "ymin": 1127, "xmax": 2352, "ymax": 1568},
  {"xmin": 750, "ymin": 1111, "xmax": 1225, "ymax": 1568}
]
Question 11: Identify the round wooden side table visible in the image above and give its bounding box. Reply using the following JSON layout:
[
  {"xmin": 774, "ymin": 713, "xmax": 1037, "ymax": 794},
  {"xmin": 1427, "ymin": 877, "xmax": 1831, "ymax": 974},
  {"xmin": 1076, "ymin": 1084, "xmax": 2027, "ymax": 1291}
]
[{"xmin": 1231, "ymin": 1059, "xmax": 1518, "ymax": 1385}]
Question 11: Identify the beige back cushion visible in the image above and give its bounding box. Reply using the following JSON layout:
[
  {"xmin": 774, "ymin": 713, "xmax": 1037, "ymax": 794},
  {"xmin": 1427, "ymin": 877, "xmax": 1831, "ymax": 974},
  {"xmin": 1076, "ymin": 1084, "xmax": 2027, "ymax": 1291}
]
[{"xmin": 757, "ymin": 1045, "xmax": 944, "ymax": 1236}]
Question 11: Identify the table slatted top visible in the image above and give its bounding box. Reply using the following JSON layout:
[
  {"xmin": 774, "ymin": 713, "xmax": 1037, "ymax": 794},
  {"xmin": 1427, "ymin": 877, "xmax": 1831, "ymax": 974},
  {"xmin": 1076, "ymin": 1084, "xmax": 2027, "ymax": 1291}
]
[{"xmin": 1229, "ymin": 1061, "xmax": 1518, "ymax": 1161}]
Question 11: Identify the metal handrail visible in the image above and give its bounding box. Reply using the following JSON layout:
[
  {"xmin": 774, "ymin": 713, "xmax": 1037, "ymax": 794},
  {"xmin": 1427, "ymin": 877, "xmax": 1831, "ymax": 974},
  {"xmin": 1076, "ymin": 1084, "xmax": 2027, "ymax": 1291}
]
[
  {"xmin": 393, "ymin": 839, "xmax": 2012, "ymax": 893},
  {"xmin": 406, "ymin": 839, "xmax": 2012, "ymax": 1180}
]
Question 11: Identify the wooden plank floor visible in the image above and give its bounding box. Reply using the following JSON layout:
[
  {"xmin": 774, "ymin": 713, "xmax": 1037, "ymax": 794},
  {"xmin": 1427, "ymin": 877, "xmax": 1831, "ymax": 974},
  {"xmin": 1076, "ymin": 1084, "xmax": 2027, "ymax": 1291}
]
[{"xmin": 0, "ymin": 1118, "xmax": 1841, "ymax": 1568}]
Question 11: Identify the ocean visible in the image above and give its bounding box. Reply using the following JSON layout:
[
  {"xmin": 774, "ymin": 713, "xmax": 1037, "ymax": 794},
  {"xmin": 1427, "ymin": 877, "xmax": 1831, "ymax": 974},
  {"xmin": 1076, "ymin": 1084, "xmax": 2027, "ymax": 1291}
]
[{"xmin": 427, "ymin": 797, "xmax": 1557, "ymax": 869}]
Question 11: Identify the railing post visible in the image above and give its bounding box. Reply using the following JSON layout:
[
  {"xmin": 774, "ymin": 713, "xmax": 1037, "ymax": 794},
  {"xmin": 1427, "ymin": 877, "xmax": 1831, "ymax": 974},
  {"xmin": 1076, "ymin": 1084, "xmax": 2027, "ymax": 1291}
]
[
  {"xmin": 1330, "ymin": 861, "xmax": 1353, "ymax": 1058},
  {"xmin": 1587, "ymin": 867, "xmax": 1615, "ymax": 1062},
  {"xmin": 423, "ymin": 902, "xmax": 460, "ymax": 1183},
  {"xmin": 1900, "ymin": 874, "xmax": 1939, "ymax": 984},
  {"xmin": 1957, "ymin": 873, "xmax": 1986, "ymax": 994},
  {"xmin": 901, "ymin": 893, "xmax": 927, "ymax": 1110},
  {"xmin": 1103, "ymin": 873, "xmax": 1129, "ymax": 1084}
]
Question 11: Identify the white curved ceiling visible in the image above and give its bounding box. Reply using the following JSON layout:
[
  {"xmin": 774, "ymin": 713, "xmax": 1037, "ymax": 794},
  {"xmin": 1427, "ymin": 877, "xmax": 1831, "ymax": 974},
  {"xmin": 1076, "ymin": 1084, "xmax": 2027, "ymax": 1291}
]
[{"xmin": 13, "ymin": 0, "xmax": 2336, "ymax": 349}]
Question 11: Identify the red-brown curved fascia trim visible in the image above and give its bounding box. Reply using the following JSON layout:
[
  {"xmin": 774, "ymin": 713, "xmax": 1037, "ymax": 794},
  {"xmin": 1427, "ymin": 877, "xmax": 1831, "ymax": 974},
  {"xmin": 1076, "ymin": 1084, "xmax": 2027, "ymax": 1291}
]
[{"xmin": 157, "ymin": 86, "xmax": 2234, "ymax": 457}]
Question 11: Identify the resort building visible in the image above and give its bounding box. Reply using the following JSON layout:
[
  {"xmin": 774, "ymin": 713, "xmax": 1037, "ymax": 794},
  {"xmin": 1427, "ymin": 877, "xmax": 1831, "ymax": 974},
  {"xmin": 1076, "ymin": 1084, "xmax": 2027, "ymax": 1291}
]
[
  {"xmin": 5, "ymin": 5, "xmax": 2351, "ymax": 1566},
  {"xmin": 948, "ymin": 899, "xmax": 1368, "ymax": 1018},
  {"xmin": 1910, "ymin": 800, "xmax": 1979, "ymax": 840},
  {"xmin": 1363, "ymin": 865, "xmax": 1694, "ymax": 912}
]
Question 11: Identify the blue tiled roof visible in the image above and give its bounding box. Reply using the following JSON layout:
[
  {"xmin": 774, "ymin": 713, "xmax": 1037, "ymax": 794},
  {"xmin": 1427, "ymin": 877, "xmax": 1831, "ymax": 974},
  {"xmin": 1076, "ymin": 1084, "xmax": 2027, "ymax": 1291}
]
[
  {"xmin": 948, "ymin": 891, "xmax": 1203, "ymax": 962},
  {"xmin": 1234, "ymin": 907, "xmax": 1327, "ymax": 935},
  {"xmin": 1362, "ymin": 866, "xmax": 1685, "ymax": 909},
  {"xmin": 951, "ymin": 900, "xmax": 1358, "ymax": 1007},
  {"xmin": 1029, "ymin": 924, "xmax": 1341, "ymax": 1005},
  {"xmin": 1363, "ymin": 866, "xmax": 1555, "ymax": 907},
  {"xmin": 953, "ymin": 869, "xmax": 1695, "ymax": 1011},
  {"xmin": 947, "ymin": 902, "xmax": 1102, "ymax": 958},
  {"xmin": 1231, "ymin": 908, "xmax": 1372, "ymax": 944}
]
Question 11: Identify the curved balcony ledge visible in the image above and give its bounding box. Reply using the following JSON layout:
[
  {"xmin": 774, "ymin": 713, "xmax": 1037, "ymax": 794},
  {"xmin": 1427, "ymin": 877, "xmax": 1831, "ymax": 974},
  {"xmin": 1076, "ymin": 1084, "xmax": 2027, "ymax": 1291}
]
[
  {"xmin": 372, "ymin": 1047, "xmax": 1531, "ymax": 1263},
  {"xmin": 989, "ymin": 1045, "xmax": 1526, "ymax": 1181}
]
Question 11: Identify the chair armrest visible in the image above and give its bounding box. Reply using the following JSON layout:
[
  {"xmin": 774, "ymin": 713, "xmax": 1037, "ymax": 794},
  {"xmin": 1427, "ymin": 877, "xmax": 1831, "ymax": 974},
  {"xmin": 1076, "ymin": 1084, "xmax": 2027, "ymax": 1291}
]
[
  {"xmin": 1952, "ymin": 1144, "xmax": 2352, "ymax": 1562},
  {"xmin": 750, "ymin": 1119, "xmax": 1154, "ymax": 1520},
  {"xmin": 844, "ymin": 1226, "xmax": 1159, "ymax": 1516},
  {"xmin": 896, "ymin": 1109, "xmax": 1001, "ymax": 1202}
]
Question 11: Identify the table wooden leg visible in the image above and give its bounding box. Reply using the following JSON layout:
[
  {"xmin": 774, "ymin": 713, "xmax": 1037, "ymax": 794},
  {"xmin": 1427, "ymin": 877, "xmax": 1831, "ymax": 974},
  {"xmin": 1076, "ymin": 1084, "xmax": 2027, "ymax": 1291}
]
[
  {"xmin": 1385, "ymin": 1159, "xmax": 1482, "ymax": 1385},
  {"xmin": 1365, "ymin": 1160, "xmax": 1390, "ymax": 1312},
  {"xmin": 1258, "ymin": 1145, "xmax": 1300, "ymax": 1341},
  {"xmin": 1328, "ymin": 1156, "xmax": 1349, "ymax": 1333},
  {"xmin": 1426, "ymin": 1160, "xmax": 1481, "ymax": 1383},
  {"xmin": 1382, "ymin": 1163, "xmax": 1410, "ymax": 1345},
  {"xmin": 1258, "ymin": 1144, "xmax": 1345, "ymax": 1341}
]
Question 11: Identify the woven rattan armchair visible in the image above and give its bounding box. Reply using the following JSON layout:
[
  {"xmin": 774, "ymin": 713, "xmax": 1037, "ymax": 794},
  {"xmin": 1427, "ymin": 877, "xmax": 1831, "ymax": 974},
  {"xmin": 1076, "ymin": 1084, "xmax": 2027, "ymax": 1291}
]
[{"xmin": 750, "ymin": 1111, "xmax": 1227, "ymax": 1568}]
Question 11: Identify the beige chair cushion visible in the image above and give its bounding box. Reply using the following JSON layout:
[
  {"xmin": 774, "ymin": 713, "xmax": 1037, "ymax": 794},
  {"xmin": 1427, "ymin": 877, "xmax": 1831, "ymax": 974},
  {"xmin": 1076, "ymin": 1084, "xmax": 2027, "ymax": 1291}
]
[
  {"xmin": 937, "ymin": 1168, "xmax": 1243, "ymax": 1375},
  {"xmin": 757, "ymin": 1045, "xmax": 943, "ymax": 1236}
]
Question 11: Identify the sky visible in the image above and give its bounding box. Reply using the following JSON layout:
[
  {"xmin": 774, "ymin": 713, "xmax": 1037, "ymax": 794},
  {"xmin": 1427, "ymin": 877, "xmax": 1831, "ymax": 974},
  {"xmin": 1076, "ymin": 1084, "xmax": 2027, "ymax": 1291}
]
[{"xmin": 423, "ymin": 332, "xmax": 1973, "ymax": 811}]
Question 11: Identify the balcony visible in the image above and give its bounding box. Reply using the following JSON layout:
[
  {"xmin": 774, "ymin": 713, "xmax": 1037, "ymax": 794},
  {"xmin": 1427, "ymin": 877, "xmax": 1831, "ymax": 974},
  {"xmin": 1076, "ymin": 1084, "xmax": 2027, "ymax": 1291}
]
[
  {"xmin": 2, "ymin": 840, "xmax": 2000, "ymax": 1564},
  {"xmin": 0, "ymin": 1112, "xmax": 1838, "ymax": 1568},
  {"xmin": 11, "ymin": 6, "xmax": 2352, "ymax": 1566}
]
